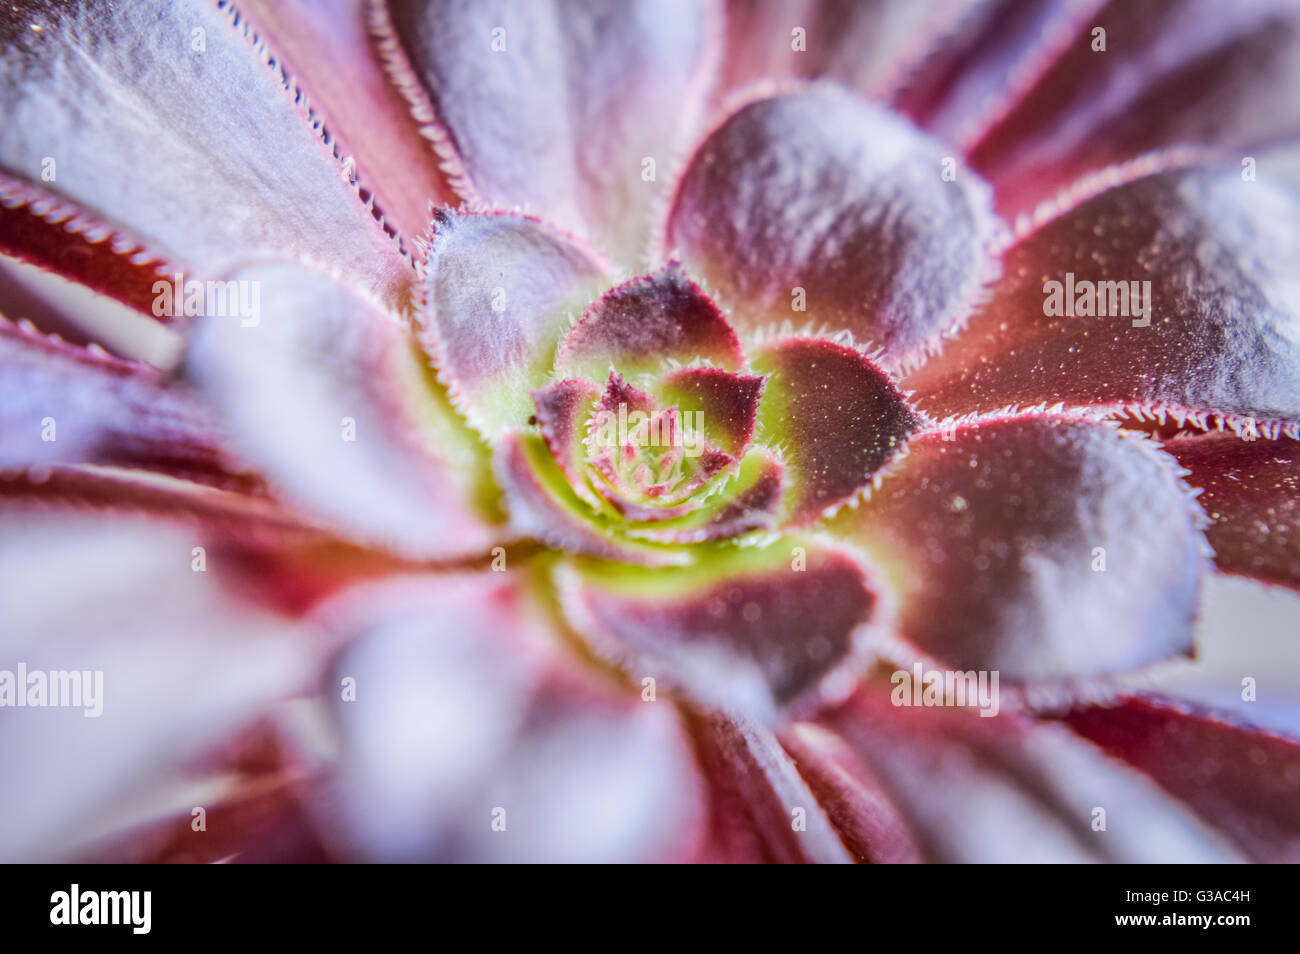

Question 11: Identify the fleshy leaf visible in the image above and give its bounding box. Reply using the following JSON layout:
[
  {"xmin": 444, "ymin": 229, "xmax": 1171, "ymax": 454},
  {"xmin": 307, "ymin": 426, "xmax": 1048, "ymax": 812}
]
[
  {"xmin": 377, "ymin": 0, "xmax": 713, "ymax": 266},
  {"xmin": 665, "ymin": 89, "xmax": 999, "ymax": 365},
  {"xmin": 186, "ymin": 263, "xmax": 499, "ymax": 560},
  {"xmin": 418, "ymin": 209, "xmax": 610, "ymax": 439},
  {"xmin": 0, "ymin": 463, "xmax": 430, "ymax": 616},
  {"xmin": 688, "ymin": 713, "xmax": 852, "ymax": 863},
  {"xmin": 657, "ymin": 367, "xmax": 765, "ymax": 458},
  {"xmin": 0, "ymin": 313, "xmax": 237, "ymax": 481},
  {"xmin": 1063, "ymin": 695, "xmax": 1300, "ymax": 863},
  {"xmin": 826, "ymin": 415, "xmax": 1206, "ymax": 683},
  {"xmin": 0, "ymin": 513, "xmax": 312, "ymax": 861},
  {"xmin": 893, "ymin": 0, "xmax": 1105, "ymax": 150},
  {"xmin": 716, "ymin": 0, "xmax": 978, "ymax": 104},
  {"xmin": 1168, "ymin": 432, "xmax": 1300, "ymax": 588},
  {"xmin": 0, "ymin": 466, "xmax": 284, "ymax": 538},
  {"xmin": 233, "ymin": 0, "xmax": 456, "ymax": 246},
  {"xmin": 79, "ymin": 775, "xmax": 329, "ymax": 864},
  {"xmin": 0, "ymin": 0, "xmax": 409, "ymax": 306},
  {"xmin": 968, "ymin": 0, "xmax": 1300, "ymax": 217},
  {"xmin": 752, "ymin": 337, "xmax": 919, "ymax": 525},
  {"xmin": 0, "ymin": 176, "xmax": 174, "ymax": 316},
  {"xmin": 905, "ymin": 167, "xmax": 1300, "ymax": 428},
  {"xmin": 595, "ymin": 371, "xmax": 657, "ymax": 420},
  {"xmin": 778, "ymin": 721, "xmax": 923, "ymax": 863},
  {"xmin": 557, "ymin": 537, "xmax": 880, "ymax": 721},
  {"xmin": 531, "ymin": 378, "xmax": 602, "ymax": 508},
  {"xmin": 316, "ymin": 573, "xmax": 706, "ymax": 862},
  {"xmin": 554, "ymin": 265, "xmax": 744, "ymax": 384},
  {"xmin": 787, "ymin": 677, "xmax": 1241, "ymax": 862}
]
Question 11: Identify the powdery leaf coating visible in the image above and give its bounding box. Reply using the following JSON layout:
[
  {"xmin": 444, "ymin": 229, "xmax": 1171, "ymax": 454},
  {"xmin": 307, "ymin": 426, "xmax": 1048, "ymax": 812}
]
[
  {"xmin": 665, "ymin": 89, "xmax": 998, "ymax": 365},
  {"xmin": 969, "ymin": 0, "xmax": 1300, "ymax": 217},
  {"xmin": 0, "ymin": 315, "xmax": 233, "ymax": 480},
  {"xmin": 905, "ymin": 168, "xmax": 1300, "ymax": 427},
  {"xmin": 788, "ymin": 678, "xmax": 1242, "ymax": 862},
  {"xmin": 186, "ymin": 264, "xmax": 498, "ymax": 561},
  {"xmin": 418, "ymin": 209, "xmax": 611, "ymax": 439},
  {"xmin": 557, "ymin": 539, "xmax": 879, "ymax": 722},
  {"xmin": 1168, "ymin": 432, "xmax": 1300, "ymax": 588},
  {"xmin": 554, "ymin": 265, "xmax": 744, "ymax": 384},
  {"xmin": 381, "ymin": 0, "xmax": 712, "ymax": 266},
  {"xmin": 0, "ymin": 0, "xmax": 409, "ymax": 306},
  {"xmin": 752, "ymin": 337, "xmax": 919, "ymax": 525},
  {"xmin": 318, "ymin": 574, "xmax": 705, "ymax": 863},
  {"xmin": 1063, "ymin": 695, "xmax": 1300, "ymax": 863},
  {"xmin": 827, "ymin": 416, "xmax": 1205, "ymax": 683}
]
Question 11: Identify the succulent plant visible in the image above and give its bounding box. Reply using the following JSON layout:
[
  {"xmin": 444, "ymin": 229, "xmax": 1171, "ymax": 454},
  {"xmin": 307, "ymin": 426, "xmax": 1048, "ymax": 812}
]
[{"xmin": 1, "ymin": 0, "xmax": 1298, "ymax": 863}]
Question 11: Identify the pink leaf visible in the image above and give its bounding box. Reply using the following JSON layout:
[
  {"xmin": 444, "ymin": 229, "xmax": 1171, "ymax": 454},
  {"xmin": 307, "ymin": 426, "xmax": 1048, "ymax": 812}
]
[
  {"xmin": 894, "ymin": 0, "xmax": 1105, "ymax": 151},
  {"xmin": 657, "ymin": 366, "xmax": 765, "ymax": 458},
  {"xmin": 716, "ymin": 0, "xmax": 979, "ymax": 106},
  {"xmin": 314, "ymin": 573, "xmax": 706, "ymax": 862},
  {"xmin": 0, "ymin": 513, "xmax": 315, "ymax": 861},
  {"xmin": 0, "ymin": 314, "xmax": 237, "ymax": 482},
  {"xmin": 688, "ymin": 713, "xmax": 852, "ymax": 863},
  {"xmin": 233, "ymin": 0, "xmax": 458, "ymax": 247}
]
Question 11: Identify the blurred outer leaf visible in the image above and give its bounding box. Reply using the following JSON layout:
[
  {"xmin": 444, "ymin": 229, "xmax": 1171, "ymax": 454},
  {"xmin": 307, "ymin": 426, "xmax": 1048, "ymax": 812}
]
[{"xmin": 0, "ymin": 0, "xmax": 410, "ymax": 307}]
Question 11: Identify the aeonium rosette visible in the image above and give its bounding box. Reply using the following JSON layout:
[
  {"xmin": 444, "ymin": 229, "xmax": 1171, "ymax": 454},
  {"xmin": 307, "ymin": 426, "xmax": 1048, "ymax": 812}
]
[
  {"xmin": 397, "ymin": 207, "xmax": 924, "ymax": 720},
  {"xmin": 469, "ymin": 251, "xmax": 914, "ymax": 548}
]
